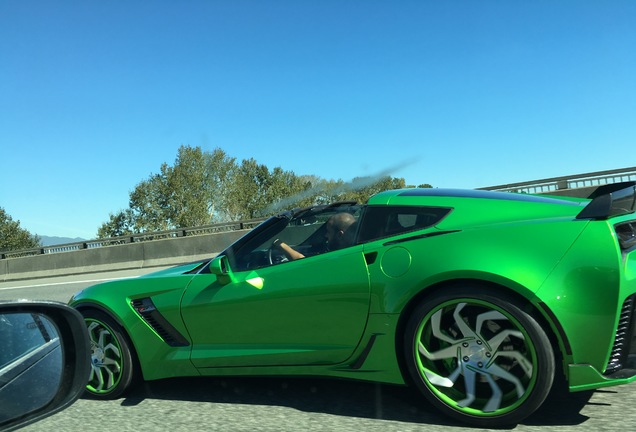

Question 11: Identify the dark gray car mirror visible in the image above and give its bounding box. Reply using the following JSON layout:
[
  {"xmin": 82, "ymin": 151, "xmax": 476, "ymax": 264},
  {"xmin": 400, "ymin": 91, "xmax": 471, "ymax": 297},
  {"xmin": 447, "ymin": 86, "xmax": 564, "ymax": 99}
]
[{"xmin": 0, "ymin": 301, "xmax": 90, "ymax": 431}]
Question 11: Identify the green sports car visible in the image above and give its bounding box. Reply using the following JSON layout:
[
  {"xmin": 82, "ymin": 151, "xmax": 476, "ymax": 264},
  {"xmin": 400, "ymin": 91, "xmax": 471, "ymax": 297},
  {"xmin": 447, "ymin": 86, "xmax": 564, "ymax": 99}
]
[{"xmin": 70, "ymin": 183, "xmax": 636, "ymax": 427}]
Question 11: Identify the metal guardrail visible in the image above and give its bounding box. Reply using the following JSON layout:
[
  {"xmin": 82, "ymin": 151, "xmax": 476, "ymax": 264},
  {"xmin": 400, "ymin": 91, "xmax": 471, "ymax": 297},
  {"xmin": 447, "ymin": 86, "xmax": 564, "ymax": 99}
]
[
  {"xmin": 479, "ymin": 166, "xmax": 636, "ymax": 195},
  {"xmin": 0, "ymin": 218, "xmax": 266, "ymax": 260}
]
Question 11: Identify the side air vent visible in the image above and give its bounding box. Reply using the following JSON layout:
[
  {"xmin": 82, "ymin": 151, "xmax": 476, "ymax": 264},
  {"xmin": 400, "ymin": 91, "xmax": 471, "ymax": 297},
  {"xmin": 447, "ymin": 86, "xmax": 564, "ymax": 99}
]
[
  {"xmin": 605, "ymin": 295, "xmax": 636, "ymax": 375},
  {"xmin": 615, "ymin": 221, "xmax": 636, "ymax": 252},
  {"xmin": 131, "ymin": 298, "xmax": 190, "ymax": 347}
]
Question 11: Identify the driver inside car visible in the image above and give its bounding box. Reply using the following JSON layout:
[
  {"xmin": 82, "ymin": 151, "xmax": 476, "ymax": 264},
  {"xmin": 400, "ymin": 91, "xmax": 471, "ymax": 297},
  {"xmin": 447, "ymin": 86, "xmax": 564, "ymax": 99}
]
[{"xmin": 273, "ymin": 212, "xmax": 356, "ymax": 261}]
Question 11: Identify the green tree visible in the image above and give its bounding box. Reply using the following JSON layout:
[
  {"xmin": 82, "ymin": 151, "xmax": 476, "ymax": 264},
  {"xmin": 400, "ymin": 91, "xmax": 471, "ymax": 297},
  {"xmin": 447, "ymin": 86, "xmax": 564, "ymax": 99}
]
[
  {"xmin": 108, "ymin": 145, "xmax": 216, "ymax": 236},
  {"xmin": 224, "ymin": 158, "xmax": 277, "ymax": 220},
  {"xmin": 204, "ymin": 148, "xmax": 237, "ymax": 222},
  {"xmin": 164, "ymin": 145, "xmax": 211, "ymax": 228},
  {"xmin": 96, "ymin": 209, "xmax": 134, "ymax": 238},
  {"xmin": 222, "ymin": 158, "xmax": 315, "ymax": 220},
  {"xmin": 98, "ymin": 145, "xmax": 242, "ymax": 237},
  {"xmin": 128, "ymin": 169, "xmax": 172, "ymax": 232},
  {"xmin": 97, "ymin": 144, "xmax": 432, "ymax": 238},
  {"xmin": 259, "ymin": 167, "xmax": 314, "ymax": 213},
  {"xmin": 0, "ymin": 208, "xmax": 41, "ymax": 252}
]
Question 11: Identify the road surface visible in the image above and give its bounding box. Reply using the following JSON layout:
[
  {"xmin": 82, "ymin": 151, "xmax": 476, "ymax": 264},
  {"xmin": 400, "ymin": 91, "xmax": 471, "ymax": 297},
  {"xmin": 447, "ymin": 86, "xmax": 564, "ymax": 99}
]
[{"xmin": 1, "ymin": 269, "xmax": 634, "ymax": 431}]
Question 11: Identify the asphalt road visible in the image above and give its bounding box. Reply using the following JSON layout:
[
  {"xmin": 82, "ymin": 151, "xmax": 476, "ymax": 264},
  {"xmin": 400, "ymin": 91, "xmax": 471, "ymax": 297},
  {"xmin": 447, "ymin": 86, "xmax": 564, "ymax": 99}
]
[{"xmin": 1, "ymin": 270, "xmax": 635, "ymax": 432}]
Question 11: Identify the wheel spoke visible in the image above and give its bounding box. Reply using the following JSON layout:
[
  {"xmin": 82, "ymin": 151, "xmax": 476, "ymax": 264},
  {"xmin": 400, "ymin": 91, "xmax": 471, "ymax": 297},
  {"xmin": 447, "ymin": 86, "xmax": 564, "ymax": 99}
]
[
  {"xmin": 487, "ymin": 329, "xmax": 524, "ymax": 352},
  {"xmin": 432, "ymin": 309, "xmax": 462, "ymax": 344},
  {"xmin": 483, "ymin": 374, "xmax": 503, "ymax": 412},
  {"xmin": 475, "ymin": 310, "xmax": 506, "ymax": 337},
  {"xmin": 91, "ymin": 364, "xmax": 105, "ymax": 390},
  {"xmin": 493, "ymin": 351, "xmax": 533, "ymax": 377},
  {"xmin": 419, "ymin": 341, "xmax": 461, "ymax": 360},
  {"xmin": 98, "ymin": 329, "xmax": 108, "ymax": 349},
  {"xmin": 103, "ymin": 367, "xmax": 115, "ymax": 388},
  {"xmin": 484, "ymin": 362, "xmax": 525, "ymax": 397},
  {"xmin": 102, "ymin": 357, "xmax": 121, "ymax": 370},
  {"xmin": 453, "ymin": 303, "xmax": 477, "ymax": 339},
  {"xmin": 423, "ymin": 365, "xmax": 461, "ymax": 387},
  {"xmin": 457, "ymin": 368, "xmax": 477, "ymax": 408},
  {"xmin": 104, "ymin": 342, "xmax": 121, "ymax": 358}
]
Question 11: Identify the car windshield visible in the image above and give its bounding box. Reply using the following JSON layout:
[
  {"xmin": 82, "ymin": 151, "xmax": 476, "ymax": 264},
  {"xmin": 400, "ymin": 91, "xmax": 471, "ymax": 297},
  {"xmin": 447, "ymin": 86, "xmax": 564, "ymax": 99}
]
[{"xmin": 225, "ymin": 203, "xmax": 363, "ymax": 272}]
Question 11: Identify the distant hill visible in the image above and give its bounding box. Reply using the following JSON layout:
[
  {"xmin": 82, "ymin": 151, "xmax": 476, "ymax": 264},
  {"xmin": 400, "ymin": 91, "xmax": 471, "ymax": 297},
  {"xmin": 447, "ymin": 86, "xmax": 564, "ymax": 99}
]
[{"xmin": 39, "ymin": 236, "xmax": 87, "ymax": 246}]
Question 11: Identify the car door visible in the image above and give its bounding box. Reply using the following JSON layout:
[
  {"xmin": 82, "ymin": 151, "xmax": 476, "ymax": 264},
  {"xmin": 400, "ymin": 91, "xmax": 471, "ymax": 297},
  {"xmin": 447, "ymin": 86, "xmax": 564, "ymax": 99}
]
[{"xmin": 180, "ymin": 243, "xmax": 371, "ymax": 369}]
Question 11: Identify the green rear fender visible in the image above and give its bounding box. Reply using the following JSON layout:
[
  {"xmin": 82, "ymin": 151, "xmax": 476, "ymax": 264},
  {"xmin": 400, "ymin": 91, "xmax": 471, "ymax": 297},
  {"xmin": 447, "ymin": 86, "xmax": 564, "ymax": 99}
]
[
  {"xmin": 367, "ymin": 220, "xmax": 586, "ymax": 315},
  {"xmin": 536, "ymin": 221, "xmax": 624, "ymax": 379}
]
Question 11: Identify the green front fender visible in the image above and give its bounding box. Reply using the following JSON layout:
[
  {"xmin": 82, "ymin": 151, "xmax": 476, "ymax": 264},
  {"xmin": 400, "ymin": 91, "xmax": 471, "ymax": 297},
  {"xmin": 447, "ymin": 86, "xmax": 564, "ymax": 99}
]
[{"xmin": 70, "ymin": 278, "xmax": 200, "ymax": 381}]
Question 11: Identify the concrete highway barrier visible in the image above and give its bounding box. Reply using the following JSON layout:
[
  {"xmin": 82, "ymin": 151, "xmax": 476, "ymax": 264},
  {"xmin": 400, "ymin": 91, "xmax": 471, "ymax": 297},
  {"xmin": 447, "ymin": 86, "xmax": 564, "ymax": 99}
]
[{"xmin": 0, "ymin": 229, "xmax": 249, "ymax": 282}]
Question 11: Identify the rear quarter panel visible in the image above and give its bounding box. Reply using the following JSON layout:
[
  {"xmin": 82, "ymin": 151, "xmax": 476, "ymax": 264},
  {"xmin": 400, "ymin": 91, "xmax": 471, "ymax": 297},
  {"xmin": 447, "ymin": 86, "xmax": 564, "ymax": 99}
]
[
  {"xmin": 537, "ymin": 218, "xmax": 629, "ymax": 373},
  {"xmin": 365, "ymin": 218, "xmax": 588, "ymax": 315}
]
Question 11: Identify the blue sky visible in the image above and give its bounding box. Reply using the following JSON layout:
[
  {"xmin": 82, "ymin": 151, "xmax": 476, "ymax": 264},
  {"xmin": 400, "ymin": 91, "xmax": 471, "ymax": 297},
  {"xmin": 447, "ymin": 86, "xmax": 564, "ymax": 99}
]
[{"xmin": 1, "ymin": 1, "xmax": 635, "ymax": 239}]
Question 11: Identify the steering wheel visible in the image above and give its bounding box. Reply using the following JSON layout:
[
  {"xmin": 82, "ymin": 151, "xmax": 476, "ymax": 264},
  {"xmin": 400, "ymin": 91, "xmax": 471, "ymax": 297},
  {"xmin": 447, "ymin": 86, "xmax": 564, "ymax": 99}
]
[{"xmin": 268, "ymin": 241, "xmax": 289, "ymax": 265}]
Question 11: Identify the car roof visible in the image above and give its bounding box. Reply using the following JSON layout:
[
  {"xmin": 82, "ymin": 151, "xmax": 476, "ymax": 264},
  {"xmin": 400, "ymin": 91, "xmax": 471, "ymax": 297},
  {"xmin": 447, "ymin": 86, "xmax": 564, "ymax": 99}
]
[
  {"xmin": 368, "ymin": 188, "xmax": 587, "ymax": 207},
  {"xmin": 366, "ymin": 188, "xmax": 590, "ymax": 228}
]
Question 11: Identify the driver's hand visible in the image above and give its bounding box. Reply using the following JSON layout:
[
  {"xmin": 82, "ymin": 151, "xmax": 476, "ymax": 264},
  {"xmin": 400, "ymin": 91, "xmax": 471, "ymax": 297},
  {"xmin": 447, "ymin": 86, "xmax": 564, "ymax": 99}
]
[{"xmin": 273, "ymin": 239, "xmax": 305, "ymax": 260}]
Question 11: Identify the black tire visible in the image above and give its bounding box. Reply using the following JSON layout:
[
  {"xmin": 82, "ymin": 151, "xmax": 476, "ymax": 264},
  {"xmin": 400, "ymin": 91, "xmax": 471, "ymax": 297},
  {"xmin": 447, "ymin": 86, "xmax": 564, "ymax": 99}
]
[
  {"xmin": 82, "ymin": 309, "xmax": 137, "ymax": 399},
  {"xmin": 404, "ymin": 285, "xmax": 555, "ymax": 427}
]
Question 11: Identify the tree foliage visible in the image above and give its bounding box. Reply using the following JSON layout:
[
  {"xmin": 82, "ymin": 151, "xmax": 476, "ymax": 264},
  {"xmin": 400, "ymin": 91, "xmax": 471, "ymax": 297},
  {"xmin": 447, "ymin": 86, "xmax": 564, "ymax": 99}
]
[
  {"xmin": 0, "ymin": 208, "xmax": 41, "ymax": 252},
  {"xmin": 97, "ymin": 145, "xmax": 429, "ymax": 238}
]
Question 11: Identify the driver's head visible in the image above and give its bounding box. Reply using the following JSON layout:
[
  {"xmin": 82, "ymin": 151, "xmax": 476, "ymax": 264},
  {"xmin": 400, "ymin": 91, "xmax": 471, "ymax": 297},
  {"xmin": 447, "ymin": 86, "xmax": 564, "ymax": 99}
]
[{"xmin": 325, "ymin": 212, "xmax": 356, "ymax": 250}]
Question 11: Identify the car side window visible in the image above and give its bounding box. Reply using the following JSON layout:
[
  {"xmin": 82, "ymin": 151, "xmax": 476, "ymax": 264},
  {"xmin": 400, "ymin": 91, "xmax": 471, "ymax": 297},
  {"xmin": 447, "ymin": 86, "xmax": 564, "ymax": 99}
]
[
  {"xmin": 228, "ymin": 205, "xmax": 363, "ymax": 272},
  {"xmin": 358, "ymin": 206, "xmax": 451, "ymax": 243}
]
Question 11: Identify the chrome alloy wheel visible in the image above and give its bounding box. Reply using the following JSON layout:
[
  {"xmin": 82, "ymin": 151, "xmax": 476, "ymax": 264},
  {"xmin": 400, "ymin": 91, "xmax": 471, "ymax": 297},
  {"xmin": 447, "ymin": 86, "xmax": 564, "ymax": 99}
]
[
  {"xmin": 405, "ymin": 288, "xmax": 555, "ymax": 427},
  {"xmin": 86, "ymin": 318, "xmax": 123, "ymax": 394},
  {"xmin": 415, "ymin": 301, "xmax": 535, "ymax": 414}
]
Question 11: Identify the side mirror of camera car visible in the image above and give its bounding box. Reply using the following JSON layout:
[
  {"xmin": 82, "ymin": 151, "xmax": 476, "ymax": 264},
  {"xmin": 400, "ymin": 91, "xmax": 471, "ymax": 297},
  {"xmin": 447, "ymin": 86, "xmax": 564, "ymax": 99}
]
[{"xmin": 0, "ymin": 300, "xmax": 91, "ymax": 431}]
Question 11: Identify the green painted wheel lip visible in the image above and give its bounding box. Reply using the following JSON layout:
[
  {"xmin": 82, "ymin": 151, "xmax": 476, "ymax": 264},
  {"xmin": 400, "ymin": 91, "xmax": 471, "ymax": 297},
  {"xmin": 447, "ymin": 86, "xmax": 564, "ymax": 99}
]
[
  {"xmin": 85, "ymin": 318, "xmax": 124, "ymax": 394},
  {"xmin": 414, "ymin": 298, "xmax": 538, "ymax": 417}
]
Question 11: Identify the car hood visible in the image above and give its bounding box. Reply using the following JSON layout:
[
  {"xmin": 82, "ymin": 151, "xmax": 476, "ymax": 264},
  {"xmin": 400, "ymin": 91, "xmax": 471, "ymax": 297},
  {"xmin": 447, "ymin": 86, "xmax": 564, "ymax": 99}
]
[
  {"xmin": 70, "ymin": 260, "xmax": 210, "ymax": 307},
  {"xmin": 139, "ymin": 259, "xmax": 211, "ymax": 278}
]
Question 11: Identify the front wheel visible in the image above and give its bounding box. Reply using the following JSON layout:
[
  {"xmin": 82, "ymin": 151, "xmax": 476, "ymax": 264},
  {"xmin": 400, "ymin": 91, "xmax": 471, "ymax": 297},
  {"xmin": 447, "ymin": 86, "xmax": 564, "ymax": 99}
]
[
  {"xmin": 404, "ymin": 285, "xmax": 555, "ymax": 427},
  {"xmin": 82, "ymin": 309, "xmax": 136, "ymax": 399}
]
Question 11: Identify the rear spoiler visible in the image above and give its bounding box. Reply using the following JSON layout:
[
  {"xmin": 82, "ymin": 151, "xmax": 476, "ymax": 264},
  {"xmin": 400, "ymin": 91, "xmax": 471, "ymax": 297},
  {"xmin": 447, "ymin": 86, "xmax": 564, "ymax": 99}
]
[{"xmin": 576, "ymin": 181, "xmax": 636, "ymax": 220}]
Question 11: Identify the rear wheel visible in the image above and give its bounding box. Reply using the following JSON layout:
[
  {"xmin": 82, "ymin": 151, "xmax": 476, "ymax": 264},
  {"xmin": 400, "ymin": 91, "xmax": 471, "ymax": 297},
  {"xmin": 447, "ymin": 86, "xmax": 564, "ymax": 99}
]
[
  {"xmin": 404, "ymin": 285, "xmax": 555, "ymax": 427},
  {"xmin": 83, "ymin": 309, "xmax": 136, "ymax": 399}
]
